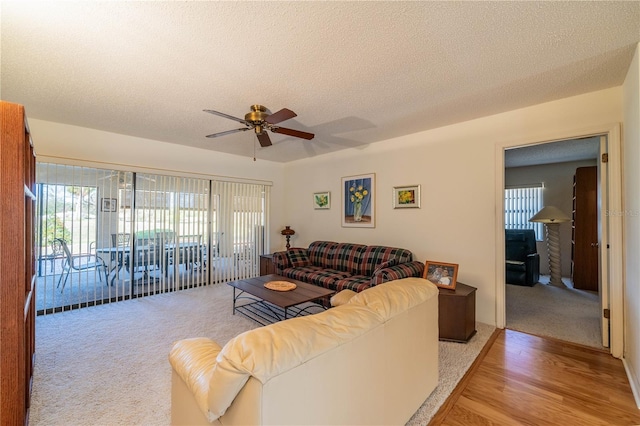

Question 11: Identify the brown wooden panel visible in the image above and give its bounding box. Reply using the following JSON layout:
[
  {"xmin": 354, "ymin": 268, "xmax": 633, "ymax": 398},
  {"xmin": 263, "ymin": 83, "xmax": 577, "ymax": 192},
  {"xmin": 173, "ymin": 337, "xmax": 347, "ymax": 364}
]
[
  {"xmin": 572, "ymin": 166, "xmax": 598, "ymax": 291},
  {"xmin": 0, "ymin": 100, "xmax": 34, "ymax": 425},
  {"xmin": 259, "ymin": 254, "xmax": 275, "ymax": 276},
  {"xmin": 438, "ymin": 282, "xmax": 477, "ymax": 342}
]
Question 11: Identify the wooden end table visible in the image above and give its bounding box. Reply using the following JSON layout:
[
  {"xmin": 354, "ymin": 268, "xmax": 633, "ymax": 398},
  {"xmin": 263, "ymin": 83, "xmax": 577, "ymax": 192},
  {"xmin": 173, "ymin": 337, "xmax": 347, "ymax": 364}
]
[
  {"xmin": 259, "ymin": 254, "xmax": 275, "ymax": 275},
  {"xmin": 228, "ymin": 274, "xmax": 334, "ymax": 326},
  {"xmin": 438, "ymin": 282, "xmax": 477, "ymax": 343}
]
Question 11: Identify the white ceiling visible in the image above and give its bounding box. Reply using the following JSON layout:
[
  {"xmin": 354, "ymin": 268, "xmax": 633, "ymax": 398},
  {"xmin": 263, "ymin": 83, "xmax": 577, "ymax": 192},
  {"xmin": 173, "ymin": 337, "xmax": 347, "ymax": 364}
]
[
  {"xmin": 1, "ymin": 1, "xmax": 638, "ymax": 163},
  {"xmin": 504, "ymin": 137, "xmax": 600, "ymax": 168}
]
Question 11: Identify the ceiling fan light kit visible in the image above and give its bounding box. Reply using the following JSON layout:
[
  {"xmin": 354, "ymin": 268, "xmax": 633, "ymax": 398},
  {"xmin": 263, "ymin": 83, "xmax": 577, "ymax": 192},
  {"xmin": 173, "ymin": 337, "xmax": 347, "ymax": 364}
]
[{"xmin": 204, "ymin": 104, "xmax": 314, "ymax": 147}]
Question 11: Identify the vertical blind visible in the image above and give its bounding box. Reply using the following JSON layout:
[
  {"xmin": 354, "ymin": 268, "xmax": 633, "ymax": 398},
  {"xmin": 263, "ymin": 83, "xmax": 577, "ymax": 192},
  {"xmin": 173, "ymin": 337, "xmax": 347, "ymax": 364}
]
[
  {"xmin": 505, "ymin": 185, "xmax": 544, "ymax": 240},
  {"xmin": 35, "ymin": 163, "xmax": 270, "ymax": 315}
]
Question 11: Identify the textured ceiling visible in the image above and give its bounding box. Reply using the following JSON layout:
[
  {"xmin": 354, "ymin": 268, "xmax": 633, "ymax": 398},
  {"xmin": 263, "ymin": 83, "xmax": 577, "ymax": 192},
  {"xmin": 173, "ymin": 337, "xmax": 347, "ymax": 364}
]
[
  {"xmin": 505, "ymin": 137, "xmax": 600, "ymax": 168},
  {"xmin": 1, "ymin": 1, "xmax": 639, "ymax": 163}
]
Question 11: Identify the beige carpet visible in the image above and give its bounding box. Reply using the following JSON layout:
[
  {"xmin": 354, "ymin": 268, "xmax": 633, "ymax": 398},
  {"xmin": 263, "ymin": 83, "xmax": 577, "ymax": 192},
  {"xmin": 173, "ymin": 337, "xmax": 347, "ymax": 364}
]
[
  {"xmin": 30, "ymin": 283, "xmax": 494, "ymax": 425},
  {"xmin": 506, "ymin": 276, "xmax": 602, "ymax": 348}
]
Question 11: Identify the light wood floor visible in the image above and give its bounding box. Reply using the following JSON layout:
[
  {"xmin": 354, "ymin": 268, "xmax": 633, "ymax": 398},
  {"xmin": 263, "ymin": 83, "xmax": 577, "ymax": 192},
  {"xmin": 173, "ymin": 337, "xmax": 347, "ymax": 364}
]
[{"xmin": 430, "ymin": 328, "xmax": 640, "ymax": 425}]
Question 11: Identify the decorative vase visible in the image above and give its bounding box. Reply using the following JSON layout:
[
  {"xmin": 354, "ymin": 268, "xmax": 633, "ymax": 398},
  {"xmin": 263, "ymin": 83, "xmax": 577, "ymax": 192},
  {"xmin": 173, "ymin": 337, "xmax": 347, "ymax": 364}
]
[{"xmin": 353, "ymin": 202, "xmax": 363, "ymax": 222}]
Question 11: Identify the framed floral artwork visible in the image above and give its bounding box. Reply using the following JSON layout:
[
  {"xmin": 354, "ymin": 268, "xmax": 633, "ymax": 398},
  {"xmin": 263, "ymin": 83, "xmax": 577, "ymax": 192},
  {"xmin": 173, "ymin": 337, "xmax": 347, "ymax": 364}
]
[
  {"xmin": 341, "ymin": 173, "xmax": 375, "ymax": 228},
  {"xmin": 313, "ymin": 191, "xmax": 331, "ymax": 209},
  {"xmin": 393, "ymin": 185, "xmax": 421, "ymax": 209}
]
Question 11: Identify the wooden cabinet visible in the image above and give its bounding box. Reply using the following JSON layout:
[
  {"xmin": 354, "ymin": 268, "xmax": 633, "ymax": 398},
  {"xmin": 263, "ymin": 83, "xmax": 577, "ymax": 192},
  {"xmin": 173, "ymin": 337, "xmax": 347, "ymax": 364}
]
[
  {"xmin": 572, "ymin": 166, "xmax": 598, "ymax": 291},
  {"xmin": 260, "ymin": 254, "xmax": 275, "ymax": 276},
  {"xmin": 0, "ymin": 101, "xmax": 36, "ymax": 424},
  {"xmin": 438, "ymin": 282, "xmax": 477, "ymax": 343}
]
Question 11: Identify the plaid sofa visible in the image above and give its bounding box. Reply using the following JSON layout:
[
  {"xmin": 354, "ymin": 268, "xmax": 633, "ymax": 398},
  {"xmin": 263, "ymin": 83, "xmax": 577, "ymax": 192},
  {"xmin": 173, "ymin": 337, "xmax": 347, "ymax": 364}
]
[{"xmin": 272, "ymin": 241, "xmax": 425, "ymax": 293}]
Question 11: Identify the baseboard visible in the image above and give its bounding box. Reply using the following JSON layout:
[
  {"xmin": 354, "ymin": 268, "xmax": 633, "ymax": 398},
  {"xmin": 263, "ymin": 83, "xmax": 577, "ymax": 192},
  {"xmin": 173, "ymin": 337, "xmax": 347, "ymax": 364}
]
[{"xmin": 622, "ymin": 357, "xmax": 640, "ymax": 409}]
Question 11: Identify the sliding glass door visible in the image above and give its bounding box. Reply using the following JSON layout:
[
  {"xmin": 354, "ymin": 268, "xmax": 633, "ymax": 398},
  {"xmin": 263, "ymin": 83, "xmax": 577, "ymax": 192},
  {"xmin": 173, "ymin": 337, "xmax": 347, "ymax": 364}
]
[{"xmin": 36, "ymin": 163, "xmax": 270, "ymax": 315}]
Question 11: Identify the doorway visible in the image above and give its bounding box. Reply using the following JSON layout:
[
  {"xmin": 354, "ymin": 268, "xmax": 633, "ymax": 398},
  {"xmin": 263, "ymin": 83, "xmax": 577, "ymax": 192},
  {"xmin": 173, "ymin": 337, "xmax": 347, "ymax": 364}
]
[
  {"xmin": 495, "ymin": 123, "xmax": 624, "ymax": 358},
  {"xmin": 504, "ymin": 138, "xmax": 602, "ymax": 348}
]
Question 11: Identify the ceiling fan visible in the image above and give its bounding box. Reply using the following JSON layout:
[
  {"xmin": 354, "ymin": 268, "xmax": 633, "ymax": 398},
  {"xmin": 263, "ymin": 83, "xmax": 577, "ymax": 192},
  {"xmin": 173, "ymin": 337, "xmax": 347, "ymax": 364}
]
[{"xmin": 204, "ymin": 104, "xmax": 315, "ymax": 147}]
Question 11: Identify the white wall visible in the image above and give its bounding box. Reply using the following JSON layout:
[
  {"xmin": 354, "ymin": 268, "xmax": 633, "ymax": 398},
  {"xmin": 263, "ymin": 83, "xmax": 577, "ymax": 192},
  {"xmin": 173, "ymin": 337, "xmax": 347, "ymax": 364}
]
[
  {"xmin": 506, "ymin": 160, "xmax": 597, "ymax": 277},
  {"xmin": 28, "ymin": 119, "xmax": 287, "ymax": 253},
  {"xmin": 284, "ymin": 88, "xmax": 623, "ymax": 325},
  {"xmin": 623, "ymin": 43, "xmax": 640, "ymax": 405}
]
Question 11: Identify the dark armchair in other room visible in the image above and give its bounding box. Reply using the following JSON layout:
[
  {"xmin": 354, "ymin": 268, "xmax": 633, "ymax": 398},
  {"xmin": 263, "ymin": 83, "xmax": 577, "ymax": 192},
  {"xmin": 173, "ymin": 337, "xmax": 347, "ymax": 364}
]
[{"xmin": 505, "ymin": 229, "xmax": 540, "ymax": 286}]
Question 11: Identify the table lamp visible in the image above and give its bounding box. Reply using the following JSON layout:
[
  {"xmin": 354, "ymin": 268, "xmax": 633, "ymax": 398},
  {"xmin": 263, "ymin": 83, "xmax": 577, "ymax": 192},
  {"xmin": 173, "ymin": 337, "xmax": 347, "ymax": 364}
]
[
  {"xmin": 281, "ymin": 226, "xmax": 295, "ymax": 250},
  {"xmin": 529, "ymin": 206, "xmax": 571, "ymax": 287}
]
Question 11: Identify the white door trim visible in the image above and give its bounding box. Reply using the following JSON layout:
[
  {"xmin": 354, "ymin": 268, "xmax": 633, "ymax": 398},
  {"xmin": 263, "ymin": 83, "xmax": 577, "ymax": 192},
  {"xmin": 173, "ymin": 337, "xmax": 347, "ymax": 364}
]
[
  {"xmin": 495, "ymin": 123, "xmax": 624, "ymax": 358},
  {"xmin": 599, "ymin": 135, "xmax": 610, "ymax": 348}
]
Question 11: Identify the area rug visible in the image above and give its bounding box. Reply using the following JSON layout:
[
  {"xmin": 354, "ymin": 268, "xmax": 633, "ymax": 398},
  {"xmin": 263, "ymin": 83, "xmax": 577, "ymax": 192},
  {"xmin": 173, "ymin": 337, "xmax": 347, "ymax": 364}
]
[{"xmin": 29, "ymin": 283, "xmax": 494, "ymax": 425}]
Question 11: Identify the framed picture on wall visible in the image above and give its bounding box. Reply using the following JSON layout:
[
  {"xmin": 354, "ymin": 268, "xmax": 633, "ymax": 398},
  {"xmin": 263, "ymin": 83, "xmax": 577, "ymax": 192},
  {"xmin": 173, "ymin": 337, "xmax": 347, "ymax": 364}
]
[
  {"xmin": 393, "ymin": 185, "xmax": 421, "ymax": 209},
  {"xmin": 313, "ymin": 191, "xmax": 331, "ymax": 209},
  {"xmin": 423, "ymin": 260, "xmax": 458, "ymax": 290},
  {"xmin": 101, "ymin": 197, "xmax": 117, "ymax": 212},
  {"xmin": 341, "ymin": 173, "xmax": 375, "ymax": 228}
]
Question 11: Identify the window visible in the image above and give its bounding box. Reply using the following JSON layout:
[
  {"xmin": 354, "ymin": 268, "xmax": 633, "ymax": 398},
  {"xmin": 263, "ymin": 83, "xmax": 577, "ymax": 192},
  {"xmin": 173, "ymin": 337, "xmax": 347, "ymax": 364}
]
[{"xmin": 505, "ymin": 185, "xmax": 544, "ymax": 240}]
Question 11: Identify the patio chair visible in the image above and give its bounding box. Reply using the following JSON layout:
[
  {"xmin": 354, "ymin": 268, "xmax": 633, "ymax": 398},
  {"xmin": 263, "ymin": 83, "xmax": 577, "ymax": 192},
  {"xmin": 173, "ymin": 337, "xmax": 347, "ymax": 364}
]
[
  {"xmin": 165, "ymin": 235, "xmax": 205, "ymax": 276},
  {"xmin": 111, "ymin": 233, "xmax": 131, "ymax": 247},
  {"xmin": 125, "ymin": 237, "xmax": 163, "ymax": 279},
  {"xmin": 37, "ymin": 238, "xmax": 66, "ymax": 276},
  {"xmin": 55, "ymin": 238, "xmax": 108, "ymax": 291}
]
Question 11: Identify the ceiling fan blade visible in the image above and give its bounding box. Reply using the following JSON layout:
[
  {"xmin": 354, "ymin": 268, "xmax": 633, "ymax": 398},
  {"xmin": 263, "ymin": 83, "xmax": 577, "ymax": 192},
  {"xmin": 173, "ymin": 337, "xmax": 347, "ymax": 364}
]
[
  {"xmin": 256, "ymin": 132, "xmax": 272, "ymax": 147},
  {"xmin": 203, "ymin": 109, "xmax": 249, "ymax": 125},
  {"xmin": 272, "ymin": 127, "xmax": 315, "ymax": 140},
  {"xmin": 265, "ymin": 108, "xmax": 297, "ymax": 125},
  {"xmin": 206, "ymin": 128, "xmax": 250, "ymax": 138}
]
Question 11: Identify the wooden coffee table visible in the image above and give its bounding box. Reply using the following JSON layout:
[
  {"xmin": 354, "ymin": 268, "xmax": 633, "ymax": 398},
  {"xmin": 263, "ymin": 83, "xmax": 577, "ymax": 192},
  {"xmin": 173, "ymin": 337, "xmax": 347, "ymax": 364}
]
[{"xmin": 228, "ymin": 274, "xmax": 335, "ymax": 326}]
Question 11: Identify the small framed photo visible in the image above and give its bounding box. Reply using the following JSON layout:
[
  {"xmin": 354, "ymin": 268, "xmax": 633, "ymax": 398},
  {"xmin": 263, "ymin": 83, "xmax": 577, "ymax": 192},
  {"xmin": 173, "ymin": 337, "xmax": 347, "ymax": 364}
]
[
  {"xmin": 313, "ymin": 191, "xmax": 331, "ymax": 209},
  {"xmin": 101, "ymin": 197, "xmax": 117, "ymax": 212},
  {"xmin": 393, "ymin": 185, "xmax": 421, "ymax": 209},
  {"xmin": 423, "ymin": 261, "xmax": 458, "ymax": 290}
]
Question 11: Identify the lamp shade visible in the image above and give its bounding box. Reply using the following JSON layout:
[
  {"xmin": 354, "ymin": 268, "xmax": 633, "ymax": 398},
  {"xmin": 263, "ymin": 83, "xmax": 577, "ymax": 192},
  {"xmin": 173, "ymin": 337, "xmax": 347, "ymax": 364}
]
[{"xmin": 529, "ymin": 206, "xmax": 571, "ymax": 223}]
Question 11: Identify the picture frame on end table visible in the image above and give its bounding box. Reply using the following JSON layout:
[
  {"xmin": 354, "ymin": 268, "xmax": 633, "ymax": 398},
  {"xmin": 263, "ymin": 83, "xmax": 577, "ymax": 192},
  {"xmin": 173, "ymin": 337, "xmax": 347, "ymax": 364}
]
[
  {"xmin": 423, "ymin": 260, "xmax": 459, "ymax": 290},
  {"xmin": 313, "ymin": 191, "xmax": 331, "ymax": 209},
  {"xmin": 393, "ymin": 185, "xmax": 421, "ymax": 209},
  {"xmin": 341, "ymin": 173, "xmax": 375, "ymax": 228}
]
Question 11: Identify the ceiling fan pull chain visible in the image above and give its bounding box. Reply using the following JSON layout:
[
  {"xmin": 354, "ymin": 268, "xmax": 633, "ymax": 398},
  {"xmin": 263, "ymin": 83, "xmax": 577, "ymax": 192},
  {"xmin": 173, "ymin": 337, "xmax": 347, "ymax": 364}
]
[{"xmin": 253, "ymin": 135, "xmax": 257, "ymax": 162}]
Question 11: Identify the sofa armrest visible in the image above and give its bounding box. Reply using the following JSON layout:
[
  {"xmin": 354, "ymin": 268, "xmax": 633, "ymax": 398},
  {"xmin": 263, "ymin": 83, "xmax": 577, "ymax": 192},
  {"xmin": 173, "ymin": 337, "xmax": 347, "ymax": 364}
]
[
  {"xmin": 371, "ymin": 261, "xmax": 425, "ymax": 286},
  {"xmin": 169, "ymin": 337, "xmax": 223, "ymax": 421},
  {"xmin": 272, "ymin": 251, "xmax": 290, "ymax": 275}
]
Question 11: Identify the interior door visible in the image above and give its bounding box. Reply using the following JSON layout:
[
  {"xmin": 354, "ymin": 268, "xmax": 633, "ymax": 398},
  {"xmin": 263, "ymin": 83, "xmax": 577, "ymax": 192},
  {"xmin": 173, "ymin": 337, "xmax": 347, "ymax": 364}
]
[
  {"xmin": 572, "ymin": 166, "xmax": 598, "ymax": 291},
  {"xmin": 598, "ymin": 135, "xmax": 610, "ymax": 348}
]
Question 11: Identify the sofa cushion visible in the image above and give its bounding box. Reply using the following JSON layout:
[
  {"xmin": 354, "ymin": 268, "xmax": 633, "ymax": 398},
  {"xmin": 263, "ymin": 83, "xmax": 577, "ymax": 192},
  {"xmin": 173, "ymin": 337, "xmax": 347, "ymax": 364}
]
[
  {"xmin": 332, "ymin": 243, "xmax": 367, "ymax": 274},
  {"xmin": 360, "ymin": 246, "xmax": 413, "ymax": 276},
  {"xmin": 286, "ymin": 248, "xmax": 311, "ymax": 268},
  {"xmin": 308, "ymin": 241, "xmax": 338, "ymax": 269},
  {"xmin": 283, "ymin": 266, "xmax": 349, "ymax": 288},
  {"xmin": 330, "ymin": 289, "xmax": 358, "ymax": 307},
  {"xmin": 373, "ymin": 258, "xmax": 398, "ymax": 274},
  {"xmin": 348, "ymin": 277, "xmax": 438, "ymax": 320},
  {"xmin": 332, "ymin": 275, "xmax": 372, "ymax": 293}
]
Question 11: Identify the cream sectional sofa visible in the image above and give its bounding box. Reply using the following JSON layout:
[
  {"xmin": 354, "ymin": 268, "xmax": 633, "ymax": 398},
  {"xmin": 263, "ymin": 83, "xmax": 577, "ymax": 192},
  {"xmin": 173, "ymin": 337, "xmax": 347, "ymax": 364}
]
[{"xmin": 169, "ymin": 277, "xmax": 439, "ymax": 425}]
